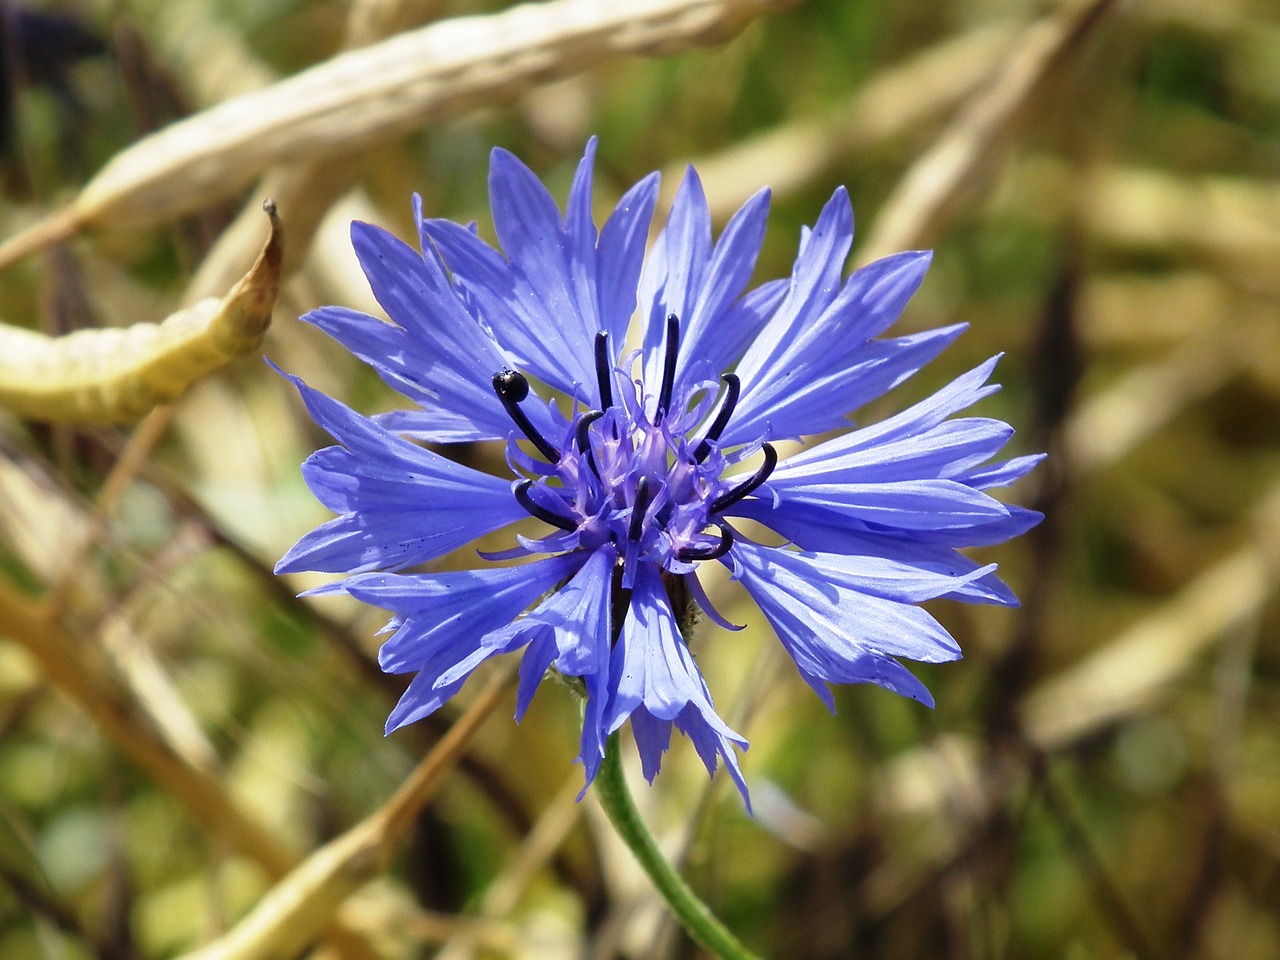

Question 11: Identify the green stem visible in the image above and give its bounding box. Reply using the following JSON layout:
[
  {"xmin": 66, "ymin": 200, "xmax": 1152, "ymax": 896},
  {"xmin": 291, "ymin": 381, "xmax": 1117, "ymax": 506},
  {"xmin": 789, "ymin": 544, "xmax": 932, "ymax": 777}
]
[{"xmin": 594, "ymin": 732, "xmax": 762, "ymax": 960}]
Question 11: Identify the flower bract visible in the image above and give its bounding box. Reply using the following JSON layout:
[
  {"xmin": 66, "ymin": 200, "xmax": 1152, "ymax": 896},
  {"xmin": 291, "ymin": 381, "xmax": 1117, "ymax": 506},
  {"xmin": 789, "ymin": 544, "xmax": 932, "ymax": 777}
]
[{"xmin": 276, "ymin": 139, "xmax": 1042, "ymax": 805}]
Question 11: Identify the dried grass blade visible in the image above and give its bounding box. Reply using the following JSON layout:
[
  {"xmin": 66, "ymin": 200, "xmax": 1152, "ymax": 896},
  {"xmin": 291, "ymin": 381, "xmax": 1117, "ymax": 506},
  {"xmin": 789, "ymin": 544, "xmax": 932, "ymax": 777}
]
[
  {"xmin": 1020, "ymin": 485, "xmax": 1280, "ymax": 751},
  {"xmin": 173, "ymin": 662, "xmax": 517, "ymax": 960},
  {"xmin": 857, "ymin": 0, "xmax": 1121, "ymax": 266},
  {"xmin": 0, "ymin": 578, "xmax": 385, "ymax": 959},
  {"xmin": 872, "ymin": 484, "xmax": 1280, "ymax": 825},
  {"xmin": 684, "ymin": 20, "xmax": 1021, "ymax": 221}
]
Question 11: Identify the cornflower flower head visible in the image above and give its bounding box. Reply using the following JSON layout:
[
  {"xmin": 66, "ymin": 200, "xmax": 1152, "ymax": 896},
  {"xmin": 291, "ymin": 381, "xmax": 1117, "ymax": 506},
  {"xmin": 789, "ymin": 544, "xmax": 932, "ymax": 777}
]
[{"xmin": 276, "ymin": 139, "xmax": 1042, "ymax": 805}]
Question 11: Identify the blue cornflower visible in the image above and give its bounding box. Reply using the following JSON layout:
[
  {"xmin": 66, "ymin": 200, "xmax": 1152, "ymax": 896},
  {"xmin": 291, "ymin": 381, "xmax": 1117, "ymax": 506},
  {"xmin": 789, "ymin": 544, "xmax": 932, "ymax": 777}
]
[{"xmin": 276, "ymin": 139, "xmax": 1042, "ymax": 803}]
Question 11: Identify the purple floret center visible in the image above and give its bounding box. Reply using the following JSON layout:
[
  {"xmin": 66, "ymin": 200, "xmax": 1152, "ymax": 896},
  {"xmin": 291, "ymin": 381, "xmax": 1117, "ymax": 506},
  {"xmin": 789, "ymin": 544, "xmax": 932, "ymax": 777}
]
[{"xmin": 491, "ymin": 315, "xmax": 776, "ymax": 579}]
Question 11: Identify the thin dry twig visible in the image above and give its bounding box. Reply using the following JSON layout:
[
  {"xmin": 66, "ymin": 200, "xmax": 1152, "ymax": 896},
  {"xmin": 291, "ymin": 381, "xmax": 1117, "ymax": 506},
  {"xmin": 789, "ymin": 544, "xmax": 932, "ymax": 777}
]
[
  {"xmin": 1029, "ymin": 751, "xmax": 1160, "ymax": 960},
  {"xmin": 1061, "ymin": 318, "xmax": 1252, "ymax": 478},
  {"xmin": 0, "ymin": 580, "xmax": 297, "ymax": 878},
  {"xmin": 44, "ymin": 407, "xmax": 175, "ymax": 614},
  {"xmin": 1004, "ymin": 158, "xmax": 1280, "ymax": 284},
  {"xmin": 434, "ymin": 775, "xmax": 588, "ymax": 960},
  {"xmin": 173, "ymin": 661, "xmax": 517, "ymax": 960}
]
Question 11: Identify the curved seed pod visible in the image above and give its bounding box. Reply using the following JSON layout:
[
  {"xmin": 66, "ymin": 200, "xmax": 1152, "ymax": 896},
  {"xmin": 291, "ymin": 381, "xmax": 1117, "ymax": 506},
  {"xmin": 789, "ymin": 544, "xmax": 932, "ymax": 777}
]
[{"xmin": 0, "ymin": 201, "xmax": 283, "ymax": 425}]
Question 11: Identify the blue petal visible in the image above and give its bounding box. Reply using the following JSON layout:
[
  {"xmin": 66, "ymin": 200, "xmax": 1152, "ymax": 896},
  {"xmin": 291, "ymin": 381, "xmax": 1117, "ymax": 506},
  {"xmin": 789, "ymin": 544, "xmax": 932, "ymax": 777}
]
[
  {"xmin": 343, "ymin": 554, "xmax": 585, "ymax": 674},
  {"xmin": 733, "ymin": 537, "xmax": 992, "ymax": 612},
  {"xmin": 515, "ymin": 633, "xmax": 558, "ymax": 721},
  {"xmin": 640, "ymin": 168, "xmax": 714, "ymax": 390},
  {"xmin": 273, "ymin": 372, "xmax": 523, "ymax": 574},
  {"xmin": 725, "ymin": 320, "xmax": 963, "ymax": 446},
  {"xmin": 488, "ymin": 147, "xmax": 568, "ymax": 292},
  {"xmin": 755, "ymin": 538, "xmax": 996, "ymax": 604},
  {"xmin": 384, "ymin": 610, "xmax": 557, "ymax": 733},
  {"xmin": 773, "ymin": 418, "xmax": 1016, "ymax": 485},
  {"xmin": 423, "ymin": 145, "xmax": 658, "ymax": 400},
  {"xmin": 416, "ymin": 216, "xmax": 583, "ymax": 392},
  {"xmin": 725, "ymin": 237, "xmax": 944, "ymax": 441},
  {"xmin": 382, "ymin": 548, "xmax": 609, "ymax": 739},
  {"xmin": 640, "ymin": 181, "xmax": 774, "ymax": 403},
  {"xmin": 961, "ymin": 453, "xmax": 1046, "ymax": 489},
  {"xmin": 675, "ymin": 705, "xmax": 750, "ymax": 808},
  {"xmin": 729, "ymin": 539, "xmax": 964, "ymax": 709},
  {"xmin": 344, "ymin": 222, "xmax": 522, "ymax": 436},
  {"xmin": 604, "ymin": 564, "xmax": 748, "ymax": 797},
  {"xmin": 781, "ymin": 357, "xmax": 1005, "ymax": 462},
  {"xmin": 759, "ymin": 476, "xmax": 1011, "ymax": 530},
  {"xmin": 578, "ymin": 667, "xmax": 613, "ymax": 789},
  {"xmin": 387, "ymin": 669, "xmax": 468, "ymax": 732},
  {"xmin": 305, "ymin": 305, "xmax": 513, "ymax": 442},
  {"xmin": 629, "ymin": 707, "xmax": 674, "ymax": 784},
  {"xmin": 488, "ymin": 146, "xmax": 600, "ymax": 387},
  {"xmin": 564, "ymin": 139, "xmax": 601, "ymax": 273},
  {"xmin": 914, "ymin": 504, "xmax": 1044, "ymax": 547},
  {"xmin": 277, "ymin": 512, "xmax": 485, "ymax": 576},
  {"xmin": 623, "ymin": 705, "xmax": 752, "ymax": 809},
  {"xmin": 730, "ymin": 497, "xmax": 1020, "ymax": 606},
  {"xmin": 678, "ymin": 187, "xmax": 772, "ymax": 385},
  {"xmin": 435, "ymin": 547, "xmax": 616, "ymax": 783},
  {"xmin": 760, "ymin": 187, "xmax": 855, "ymax": 338},
  {"xmin": 726, "ymin": 188, "xmax": 857, "ymax": 387},
  {"xmin": 596, "ymin": 170, "xmax": 661, "ymax": 346},
  {"xmin": 676, "ymin": 277, "xmax": 789, "ymax": 402},
  {"xmin": 438, "ymin": 546, "xmax": 614, "ymax": 686}
]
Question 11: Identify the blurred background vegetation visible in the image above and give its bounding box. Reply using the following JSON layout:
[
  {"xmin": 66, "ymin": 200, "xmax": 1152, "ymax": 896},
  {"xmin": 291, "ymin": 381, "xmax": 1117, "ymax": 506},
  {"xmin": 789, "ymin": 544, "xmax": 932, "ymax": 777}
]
[{"xmin": 0, "ymin": 0, "xmax": 1278, "ymax": 957}]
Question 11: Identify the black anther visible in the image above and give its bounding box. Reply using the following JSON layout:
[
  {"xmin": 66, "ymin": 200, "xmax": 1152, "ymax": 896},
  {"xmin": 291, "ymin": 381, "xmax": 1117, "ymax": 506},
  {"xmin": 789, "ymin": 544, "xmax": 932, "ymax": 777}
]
[
  {"xmin": 692, "ymin": 373, "xmax": 741, "ymax": 463},
  {"xmin": 493, "ymin": 369, "xmax": 529, "ymax": 402},
  {"xmin": 628, "ymin": 477, "xmax": 652, "ymax": 543},
  {"xmin": 576, "ymin": 410, "xmax": 603, "ymax": 478},
  {"xmin": 709, "ymin": 443, "xmax": 778, "ymax": 514},
  {"xmin": 514, "ymin": 479, "xmax": 577, "ymax": 531},
  {"xmin": 676, "ymin": 523, "xmax": 735, "ymax": 561},
  {"xmin": 594, "ymin": 332, "xmax": 614, "ymax": 410},
  {"xmin": 610, "ymin": 563, "xmax": 633, "ymax": 645},
  {"xmin": 493, "ymin": 370, "xmax": 560, "ymax": 463},
  {"xmin": 656, "ymin": 313, "xmax": 680, "ymax": 421}
]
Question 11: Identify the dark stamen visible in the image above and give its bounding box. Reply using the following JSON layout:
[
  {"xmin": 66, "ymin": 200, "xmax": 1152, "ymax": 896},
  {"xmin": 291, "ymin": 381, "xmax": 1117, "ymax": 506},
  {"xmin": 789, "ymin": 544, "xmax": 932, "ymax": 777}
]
[
  {"xmin": 514, "ymin": 479, "xmax": 577, "ymax": 531},
  {"xmin": 656, "ymin": 313, "xmax": 680, "ymax": 421},
  {"xmin": 628, "ymin": 477, "xmax": 652, "ymax": 543},
  {"xmin": 676, "ymin": 523, "xmax": 734, "ymax": 561},
  {"xmin": 609, "ymin": 564, "xmax": 632, "ymax": 645},
  {"xmin": 692, "ymin": 373, "xmax": 741, "ymax": 463},
  {"xmin": 493, "ymin": 370, "xmax": 560, "ymax": 463},
  {"xmin": 594, "ymin": 331, "xmax": 613, "ymax": 410},
  {"xmin": 709, "ymin": 443, "xmax": 778, "ymax": 514},
  {"xmin": 576, "ymin": 410, "xmax": 603, "ymax": 478}
]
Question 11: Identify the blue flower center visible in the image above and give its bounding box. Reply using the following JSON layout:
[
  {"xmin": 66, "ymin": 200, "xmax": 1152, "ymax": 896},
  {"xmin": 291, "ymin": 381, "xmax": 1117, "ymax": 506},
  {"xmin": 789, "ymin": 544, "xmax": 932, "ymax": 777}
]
[{"xmin": 491, "ymin": 315, "xmax": 776, "ymax": 578}]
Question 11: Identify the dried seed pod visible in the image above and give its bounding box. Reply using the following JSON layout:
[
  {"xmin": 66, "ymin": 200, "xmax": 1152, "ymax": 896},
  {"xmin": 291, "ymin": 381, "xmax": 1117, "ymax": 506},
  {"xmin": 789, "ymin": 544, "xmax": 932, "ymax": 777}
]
[{"xmin": 0, "ymin": 201, "xmax": 282, "ymax": 424}]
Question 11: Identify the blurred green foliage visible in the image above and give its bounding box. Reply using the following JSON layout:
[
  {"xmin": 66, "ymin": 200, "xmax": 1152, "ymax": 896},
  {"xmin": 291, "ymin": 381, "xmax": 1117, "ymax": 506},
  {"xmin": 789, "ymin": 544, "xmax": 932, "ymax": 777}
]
[{"xmin": 2, "ymin": 0, "xmax": 1279, "ymax": 958}]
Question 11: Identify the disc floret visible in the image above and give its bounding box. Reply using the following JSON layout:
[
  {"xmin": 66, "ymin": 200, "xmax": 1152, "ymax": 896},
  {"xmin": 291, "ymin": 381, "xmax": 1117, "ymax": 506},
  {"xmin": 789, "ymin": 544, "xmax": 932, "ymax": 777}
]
[{"xmin": 495, "ymin": 320, "xmax": 768, "ymax": 594}]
